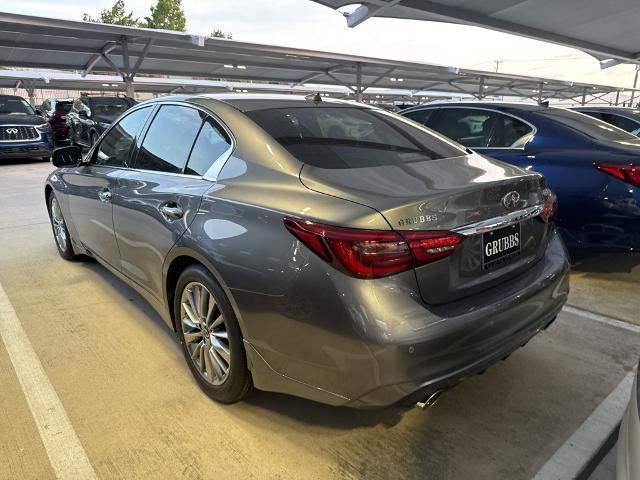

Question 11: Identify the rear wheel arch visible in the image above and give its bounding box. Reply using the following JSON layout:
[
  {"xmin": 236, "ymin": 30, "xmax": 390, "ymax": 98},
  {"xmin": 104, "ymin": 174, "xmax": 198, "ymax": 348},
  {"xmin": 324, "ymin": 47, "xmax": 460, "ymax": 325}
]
[{"xmin": 164, "ymin": 252, "xmax": 244, "ymax": 335}]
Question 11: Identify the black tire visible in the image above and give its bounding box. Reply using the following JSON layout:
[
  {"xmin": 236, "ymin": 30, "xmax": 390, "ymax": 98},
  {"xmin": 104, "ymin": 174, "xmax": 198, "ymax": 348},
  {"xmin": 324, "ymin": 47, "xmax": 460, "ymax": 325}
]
[
  {"xmin": 90, "ymin": 132, "xmax": 99, "ymax": 146},
  {"xmin": 174, "ymin": 265, "xmax": 252, "ymax": 404},
  {"xmin": 41, "ymin": 156, "xmax": 51, "ymax": 162},
  {"xmin": 47, "ymin": 192, "xmax": 78, "ymax": 260}
]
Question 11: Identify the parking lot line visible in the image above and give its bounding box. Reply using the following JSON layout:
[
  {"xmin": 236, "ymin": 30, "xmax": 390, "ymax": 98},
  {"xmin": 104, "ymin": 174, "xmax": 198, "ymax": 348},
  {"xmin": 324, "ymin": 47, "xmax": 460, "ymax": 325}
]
[
  {"xmin": 532, "ymin": 371, "xmax": 634, "ymax": 480},
  {"xmin": 564, "ymin": 305, "xmax": 640, "ymax": 334},
  {"xmin": 0, "ymin": 281, "xmax": 97, "ymax": 480}
]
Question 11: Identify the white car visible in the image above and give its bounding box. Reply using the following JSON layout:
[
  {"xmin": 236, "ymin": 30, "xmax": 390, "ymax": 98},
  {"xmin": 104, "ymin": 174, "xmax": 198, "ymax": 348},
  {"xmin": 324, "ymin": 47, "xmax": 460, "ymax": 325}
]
[{"xmin": 617, "ymin": 361, "xmax": 640, "ymax": 480}]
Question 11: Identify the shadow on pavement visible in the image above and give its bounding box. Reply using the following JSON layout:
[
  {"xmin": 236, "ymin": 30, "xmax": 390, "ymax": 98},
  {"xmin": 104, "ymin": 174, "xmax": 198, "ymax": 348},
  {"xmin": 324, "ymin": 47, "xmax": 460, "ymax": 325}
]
[{"xmin": 571, "ymin": 252, "xmax": 640, "ymax": 275}]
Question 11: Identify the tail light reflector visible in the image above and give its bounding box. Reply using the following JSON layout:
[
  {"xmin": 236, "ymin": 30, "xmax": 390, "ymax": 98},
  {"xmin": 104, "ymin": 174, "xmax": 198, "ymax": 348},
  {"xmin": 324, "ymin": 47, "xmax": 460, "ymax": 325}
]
[
  {"xmin": 284, "ymin": 218, "xmax": 464, "ymax": 279},
  {"xmin": 595, "ymin": 163, "xmax": 640, "ymax": 187}
]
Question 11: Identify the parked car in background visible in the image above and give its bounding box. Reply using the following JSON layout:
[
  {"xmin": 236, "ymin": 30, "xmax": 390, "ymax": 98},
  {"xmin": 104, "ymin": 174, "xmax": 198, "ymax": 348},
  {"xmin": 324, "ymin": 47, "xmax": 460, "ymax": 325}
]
[
  {"xmin": 617, "ymin": 360, "xmax": 639, "ymax": 480},
  {"xmin": 0, "ymin": 94, "xmax": 53, "ymax": 162},
  {"xmin": 67, "ymin": 94, "xmax": 136, "ymax": 148},
  {"xmin": 401, "ymin": 103, "xmax": 640, "ymax": 252},
  {"xmin": 41, "ymin": 98, "xmax": 73, "ymax": 144},
  {"xmin": 45, "ymin": 94, "xmax": 568, "ymax": 408},
  {"xmin": 572, "ymin": 106, "xmax": 640, "ymax": 136}
]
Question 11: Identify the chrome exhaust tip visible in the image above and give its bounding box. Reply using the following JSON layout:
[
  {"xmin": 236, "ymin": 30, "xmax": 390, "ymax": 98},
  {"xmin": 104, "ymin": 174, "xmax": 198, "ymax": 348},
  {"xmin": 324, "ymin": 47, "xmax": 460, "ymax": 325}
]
[{"xmin": 416, "ymin": 390, "xmax": 443, "ymax": 410}]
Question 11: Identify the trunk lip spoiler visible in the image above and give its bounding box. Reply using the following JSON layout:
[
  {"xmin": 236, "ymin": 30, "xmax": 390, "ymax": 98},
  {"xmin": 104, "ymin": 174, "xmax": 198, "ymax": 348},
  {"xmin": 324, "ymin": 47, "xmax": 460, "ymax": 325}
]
[{"xmin": 452, "ymin": 205, "xmax": 544, "ymax": 236}]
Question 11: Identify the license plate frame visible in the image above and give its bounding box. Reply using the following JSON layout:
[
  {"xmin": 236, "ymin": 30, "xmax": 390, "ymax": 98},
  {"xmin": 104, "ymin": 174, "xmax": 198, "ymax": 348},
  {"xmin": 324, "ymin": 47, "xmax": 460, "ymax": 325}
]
[{"xmin": 482, "ymin": 223, "xmax": 521, "ymax": 270}]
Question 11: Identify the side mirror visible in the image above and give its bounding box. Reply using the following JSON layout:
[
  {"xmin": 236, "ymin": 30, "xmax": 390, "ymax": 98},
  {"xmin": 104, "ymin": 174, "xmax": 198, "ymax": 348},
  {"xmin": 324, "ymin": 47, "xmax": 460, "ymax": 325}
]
[
  {"xmin": 35, "ymin": 108, "xmax": 43, "ymax": 116},
  {"xmin": 52, "ymin": 146, "xmax": 83, "ymax": 168},
  {"xmin": 78, "ymin": 110, "xmax": 88, "ymax": 118}
]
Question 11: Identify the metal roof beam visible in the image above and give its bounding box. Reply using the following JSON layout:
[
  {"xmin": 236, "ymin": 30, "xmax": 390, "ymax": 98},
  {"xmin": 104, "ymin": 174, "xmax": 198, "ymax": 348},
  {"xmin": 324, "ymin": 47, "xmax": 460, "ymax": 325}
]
[
  {"xmin": 346, "ymin": 0, "xmax": 404, "ymax": 28},
  {"xmin": 340, "ymin": 1, "xmax": 636, "ymax": 64}
]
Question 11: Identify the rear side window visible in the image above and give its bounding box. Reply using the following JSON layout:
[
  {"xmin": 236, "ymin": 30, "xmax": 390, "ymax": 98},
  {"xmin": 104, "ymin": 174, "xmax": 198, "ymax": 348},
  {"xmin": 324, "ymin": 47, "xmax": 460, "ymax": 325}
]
[
  {"xmin": 245, "ymin": 106, "xmax": 464, "ymax": 169},
  {"xmin": 402, "ymin": 108, "xmax": 437, "ymax": 127},
  {"xmin": 135, "ymin": 105, "xmax": 203, "ymax": 173},
  {"xmin": 94, "ymin": 106, "xmax": 151, "ymax": 167},
  {"xmin": 185, "ymin": 117, "xmax": 232, "ymax": 176},
  {"xmin": 434, "ymin": 108, "xmax": 533, "ymax": 148}
]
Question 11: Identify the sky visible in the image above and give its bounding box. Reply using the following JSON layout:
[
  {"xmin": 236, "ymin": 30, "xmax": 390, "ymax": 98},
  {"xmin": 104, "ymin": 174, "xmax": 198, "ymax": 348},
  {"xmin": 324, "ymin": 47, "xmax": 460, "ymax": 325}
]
[{"xmin": 3, "ymin": 0, "xmax": 637, "ymax": 90}]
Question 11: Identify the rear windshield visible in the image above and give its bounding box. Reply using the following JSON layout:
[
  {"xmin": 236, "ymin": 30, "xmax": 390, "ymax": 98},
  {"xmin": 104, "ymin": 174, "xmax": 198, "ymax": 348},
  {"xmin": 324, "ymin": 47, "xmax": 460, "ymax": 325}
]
[
  {"xmin": 245, "ymin": 106, "xmax": 465, "ymax": 169},
  {"xmin": 0, "ymin": 97, "xmax": 34, "ymax": 115},
  {"xmin": 88, "ymin": 97, "xmax": 132, "ymax": 117},
  {"xmin": 55, "ymin": 102, "xmax": 72, "ymax": 113},
  {"xmin": 539, "ymin": 108, "xmax": 638, "ymax": 141}
]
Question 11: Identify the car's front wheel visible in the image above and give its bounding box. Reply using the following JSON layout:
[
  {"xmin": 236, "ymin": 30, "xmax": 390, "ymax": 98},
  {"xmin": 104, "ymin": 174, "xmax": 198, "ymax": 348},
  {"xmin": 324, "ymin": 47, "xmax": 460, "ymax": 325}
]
[
  {"xmin": 175, "ymin": 265, "xmax": 252, "ymax": 404},
  {"xmin": 48, "ymin": 193, "xmax": 77, "ymax": 260}
]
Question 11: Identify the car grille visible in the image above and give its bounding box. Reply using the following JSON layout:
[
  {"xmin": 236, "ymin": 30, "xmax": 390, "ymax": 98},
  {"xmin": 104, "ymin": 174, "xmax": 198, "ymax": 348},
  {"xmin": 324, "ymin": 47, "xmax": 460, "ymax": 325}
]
[{"xmin": 0, "ymin": 126, "xmax": 39, "ymax": 142}]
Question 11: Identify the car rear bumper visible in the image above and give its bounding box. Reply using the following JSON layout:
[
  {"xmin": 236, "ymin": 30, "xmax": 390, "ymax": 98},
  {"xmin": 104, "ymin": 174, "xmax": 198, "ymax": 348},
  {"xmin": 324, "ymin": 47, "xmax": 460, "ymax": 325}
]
[
  {"xmin": 0, "ymin": 140, "xmax": 53, "ymax": 159},
  {"xmin": 242, "ymin": 228, "xmax": 570, "ymax": 408}
]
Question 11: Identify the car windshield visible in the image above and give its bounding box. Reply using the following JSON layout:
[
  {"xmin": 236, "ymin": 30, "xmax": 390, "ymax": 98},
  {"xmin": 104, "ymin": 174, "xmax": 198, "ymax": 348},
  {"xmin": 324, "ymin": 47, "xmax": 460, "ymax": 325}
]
[
  {"xmin": 55, "ymin": 102, "xmax": 73, "ymax": 113},
  {"xmin": 0, "ymin": 97, "xmax": 35, "ymax": 115},
  {"xmin": 539, "ymin": 108, "xmax": 637, "ymax": 141},
  {"xmin": 89, "ymin": 98, "xmax": 131, "ymax": 117},
  {"xmin": 245, "ymin": 106, "xmax": 465, "ymax": 169}
]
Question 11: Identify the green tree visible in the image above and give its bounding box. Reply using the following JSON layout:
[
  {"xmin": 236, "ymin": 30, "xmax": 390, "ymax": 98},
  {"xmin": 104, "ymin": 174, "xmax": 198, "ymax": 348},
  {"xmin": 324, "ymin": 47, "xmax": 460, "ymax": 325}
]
[
  {"xmin": 83, "ymin": 0, "xmax": 139, "ymax": 26},
  {"xmin": 142, "ymin": 0, "xmax": 187, "ymax": 31},
  {"xmin": 210, "ymin": 29, "xmax": 232, "ymax": 39}
]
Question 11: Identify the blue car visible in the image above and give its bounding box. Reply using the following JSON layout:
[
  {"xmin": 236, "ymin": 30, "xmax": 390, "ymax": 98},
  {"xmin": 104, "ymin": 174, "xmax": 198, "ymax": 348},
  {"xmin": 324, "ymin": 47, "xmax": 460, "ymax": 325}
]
[
  {"xmin": 0, "ymin": 94, "xmax": 54, "ymax": 162},
  {"xmin": 401, "ymin": 103, "xmax": 640, "ymax": 252}
]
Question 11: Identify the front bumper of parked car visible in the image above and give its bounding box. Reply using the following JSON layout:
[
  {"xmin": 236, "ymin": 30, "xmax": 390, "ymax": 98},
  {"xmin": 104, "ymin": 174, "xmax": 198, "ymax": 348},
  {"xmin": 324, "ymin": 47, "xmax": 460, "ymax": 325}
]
[
  {"xmin": 0, "ymin": 137, "xmax": 54, "ymax": 159},
  {"xmin": 240, "ymin": 228, "xmax": 570, "ymax": 408}
]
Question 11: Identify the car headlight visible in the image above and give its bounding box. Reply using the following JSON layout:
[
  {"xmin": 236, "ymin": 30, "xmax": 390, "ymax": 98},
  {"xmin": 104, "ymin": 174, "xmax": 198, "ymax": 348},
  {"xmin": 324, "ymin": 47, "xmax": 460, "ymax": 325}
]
[{"xmin": 35, "ymin": 123, "xmax": 51, "ymax": 132}]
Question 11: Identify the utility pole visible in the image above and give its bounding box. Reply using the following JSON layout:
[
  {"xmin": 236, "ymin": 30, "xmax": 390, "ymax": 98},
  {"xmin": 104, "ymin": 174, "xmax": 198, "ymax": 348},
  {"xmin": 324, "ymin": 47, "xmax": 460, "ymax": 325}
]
[
  {"xmin": 494, "ymin": 59, "xmax": 503, "ymax": 72},
  {"xmin": 630, "ymin": 65, "xmax": 640, "ymax": 107}
]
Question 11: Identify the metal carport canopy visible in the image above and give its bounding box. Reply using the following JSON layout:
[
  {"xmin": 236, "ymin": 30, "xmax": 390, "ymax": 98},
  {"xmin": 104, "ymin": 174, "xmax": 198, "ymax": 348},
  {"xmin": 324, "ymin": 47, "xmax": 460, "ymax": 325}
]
[
  {"xmin": 311, "ymin": 0, "xmax": 640, "ymax": 67},
  {"xmin": 0, "ymin": 11, "xmax": 630, "ymax": 103}
]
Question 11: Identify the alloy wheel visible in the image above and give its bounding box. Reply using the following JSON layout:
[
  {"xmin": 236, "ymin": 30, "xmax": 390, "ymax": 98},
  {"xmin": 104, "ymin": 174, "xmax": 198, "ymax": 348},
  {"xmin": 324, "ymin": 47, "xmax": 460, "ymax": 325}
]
[
  {"xmin": 50, "ymin": 197, "xmax": 67, "ymax": 251},
  {"xmin": 180, "ymin": 282, "xmax": 231, "ymax": 386}
]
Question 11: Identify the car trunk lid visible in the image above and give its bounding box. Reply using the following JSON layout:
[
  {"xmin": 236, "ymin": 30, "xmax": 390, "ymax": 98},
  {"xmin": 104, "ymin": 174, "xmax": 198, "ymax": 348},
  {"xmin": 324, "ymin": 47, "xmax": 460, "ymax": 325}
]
[{"xmin": 300, "ymin": 154, "xmax": 550, "ymax": 304}]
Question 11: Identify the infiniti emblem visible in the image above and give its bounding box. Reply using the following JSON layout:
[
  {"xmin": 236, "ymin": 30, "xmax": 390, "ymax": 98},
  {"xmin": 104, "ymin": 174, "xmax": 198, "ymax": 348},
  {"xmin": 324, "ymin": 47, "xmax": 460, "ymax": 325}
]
[
  {"xmin": 5, "ymin": 128, "xmax": 18, "ymax": 134},
  {"xmin": 502, "ymin": 191, "xmax": 520, "ymax": 209}
]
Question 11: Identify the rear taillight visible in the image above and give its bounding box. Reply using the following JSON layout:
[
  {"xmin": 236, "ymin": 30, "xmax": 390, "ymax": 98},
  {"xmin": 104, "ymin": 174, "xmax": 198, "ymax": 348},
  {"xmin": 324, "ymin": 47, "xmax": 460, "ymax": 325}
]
[
  {"xmin": 284, "ymin": 218, "xmax": 464, "ymax": 279},
  {"xmin": 540, "ymin": 188, "xmax": 557, "ymax": 223},
  {"xmin": 595, "ymin": 163, "xmax": 640, "ymax": 187}
]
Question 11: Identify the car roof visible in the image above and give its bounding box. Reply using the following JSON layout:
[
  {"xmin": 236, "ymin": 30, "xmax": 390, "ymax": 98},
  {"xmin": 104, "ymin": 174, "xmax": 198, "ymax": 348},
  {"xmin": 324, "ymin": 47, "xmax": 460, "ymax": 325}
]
[
  {"xmin": 0, "ymin": 94, "xmax": 26, "ymax": 100},
  {"xmin": 402, "ymin": 101, "xmax": 547, "ymax": 113},
  {"xmin": 147, "ymin": 93, "xmax": 364, "ymax": 112},
  {"xmin": 572, "ymin": 106, "xmax": 640, "ymax": 112}
]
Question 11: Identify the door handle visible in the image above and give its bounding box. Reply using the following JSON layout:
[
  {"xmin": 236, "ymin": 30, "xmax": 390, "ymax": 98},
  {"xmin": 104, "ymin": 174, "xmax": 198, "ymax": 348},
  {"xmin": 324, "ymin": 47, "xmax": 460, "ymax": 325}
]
[
  {"xmin": 98, "ymin": 188, "xmax": 111, "ymax": 203},
  {"xmin": 159, "ymin": 203, "xmax": 184, "ymax": 220}
]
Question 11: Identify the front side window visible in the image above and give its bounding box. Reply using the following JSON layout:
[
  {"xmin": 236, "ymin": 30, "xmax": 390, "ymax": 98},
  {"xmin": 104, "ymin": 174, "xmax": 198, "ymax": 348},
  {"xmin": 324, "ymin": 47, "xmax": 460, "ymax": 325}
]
[
  {"xmin": 185, "ymin": 117, "xmax": 232, "ymax": 176},
  {"xmin": 434, "ymin": 108, "xmax": 533, "ymax": 148},
  {"xmin": 403, "ymin": 108, "xmax": 438, "ymax": 127},
  {"xmin": 245, "ymin": 106, "xmax": 464, "ymax": 169},
  {"xmin": 0, "ymin": 96, "xmax": 35, "ymax": 116},
  {"xmin": 134, "ymin": 105, "xmax": 204, "ymax": 173},
  {"xmin": 94, "ymin": 107, "xmax": 151, "ymax": 167}
]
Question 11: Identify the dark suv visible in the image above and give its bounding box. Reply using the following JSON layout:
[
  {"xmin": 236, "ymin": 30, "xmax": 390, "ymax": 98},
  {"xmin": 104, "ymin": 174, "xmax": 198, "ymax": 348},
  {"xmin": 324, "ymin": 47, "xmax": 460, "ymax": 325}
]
[
  {"xmin": 0, "ymin": 94, "xmax": 53, "ymax": 162},
  {"xmin": 67, "ymin": 95, "xmax": 136, "ymax": 147},
  {"xmin": 41, "ymin": 98, "xmax": 73, "ymax": 144}
]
